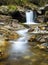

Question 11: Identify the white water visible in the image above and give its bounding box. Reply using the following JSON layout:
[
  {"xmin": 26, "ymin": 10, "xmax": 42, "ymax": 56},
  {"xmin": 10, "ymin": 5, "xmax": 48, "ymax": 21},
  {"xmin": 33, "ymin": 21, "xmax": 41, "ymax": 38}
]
[
  {"xmin": 24, "ymin": 10, "xmax": 37, "ymax": 24},
  {"xmin": 9, "ymin": 29, "xmax": 31, "ymax": 57}
]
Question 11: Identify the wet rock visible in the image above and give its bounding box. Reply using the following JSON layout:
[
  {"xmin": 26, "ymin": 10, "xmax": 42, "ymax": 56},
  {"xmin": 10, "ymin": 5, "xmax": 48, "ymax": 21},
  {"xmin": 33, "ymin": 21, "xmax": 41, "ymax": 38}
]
[
  {"xmin": 37, "ymin": 43, "xmax": 48, "ymax": 50},
  {"xmin": 36, "ymin": 35, "xmax": 48, "ymax": 43},
  {"xmin": 28, "ymin": 35, "xmax": 36, "ymax": 42},
  {"xmin": 0, "ymin": 50, "xmax": 9, "ymax": 60},
  {"xmin": 28, "ymin": 29, "xmax": 34, "ymax": 32},
  {"xmin": 0, "ymin": 15, "xmax": 12, "ymax": 20},
  {"xmin": 7, "ymin": 31, "xmax": 19, "ymax": 40},
  {"xmin": 39, "ymin": 26, "xmax": 45, "ymax": 30},
  {"xmin": 23, "ymin": 56, "xmax": 31, "ymax": 59},
  {"xmin": 37, "ymin": 16, "xmax": 44, "ymax": 23},
  {"xmin": 0, "ymin": 37, "xmax": 9, "ymax": 60},
  {"xmin": 0, "ymin": 37, "xmax": 8, "ymax": 47},
  {"xmin": 0, "ymin": 15, "xmax": 12, "ymax": 25},
  {"xmin": 35, "ymin": 35, "xmax": 42, "ymax": 42},
  {"xmin": 0, "ymin": 27, "xmax": 20, "ymax": 40},
  {"xmin": 0, "ymin": 5, "xmax": 26, "ymax": 22},
  {"xmin": 23, "ymin": 25, "xmax": 30, "ymax": 28},
  {"xmin": 39, "ymin": 38, "xmax": 45, "ymax": 43}
]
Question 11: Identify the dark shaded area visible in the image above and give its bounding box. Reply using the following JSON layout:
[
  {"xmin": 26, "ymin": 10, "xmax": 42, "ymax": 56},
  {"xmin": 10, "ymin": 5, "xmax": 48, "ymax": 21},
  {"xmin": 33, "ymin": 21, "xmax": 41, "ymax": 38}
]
[
  {"xmin": 9, "ymin": 11, "xmax": 26, "ymax": 22},
  {"xmin": 44, "ymin": 17, "xmax": 48, "ymax": 22}
]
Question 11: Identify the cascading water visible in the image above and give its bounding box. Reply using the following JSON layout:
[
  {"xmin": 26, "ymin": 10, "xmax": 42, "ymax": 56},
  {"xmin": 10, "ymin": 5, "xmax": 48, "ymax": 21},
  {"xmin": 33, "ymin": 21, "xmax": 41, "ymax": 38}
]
[
  {"xmin": 24, "ymin": 10, "xmax": 37, "ymax": 24},
  {"xmin": 9, "ymin": 29, "xmax": 32, "ymax": 59}
]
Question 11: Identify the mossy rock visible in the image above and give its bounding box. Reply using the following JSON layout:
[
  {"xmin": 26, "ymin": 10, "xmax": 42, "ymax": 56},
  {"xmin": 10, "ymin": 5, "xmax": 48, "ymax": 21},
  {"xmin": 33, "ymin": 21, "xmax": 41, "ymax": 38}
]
[
  {"xmin": 0, "ymin": 6, "xmax": 9, "ymax": 14},
  {"xmin": 0, "ymin": 5, "xmax": 17, "ymax": 15},
  {"xmin": 8, "ymin": 5, "xmax": 17, "ymax": 13}
]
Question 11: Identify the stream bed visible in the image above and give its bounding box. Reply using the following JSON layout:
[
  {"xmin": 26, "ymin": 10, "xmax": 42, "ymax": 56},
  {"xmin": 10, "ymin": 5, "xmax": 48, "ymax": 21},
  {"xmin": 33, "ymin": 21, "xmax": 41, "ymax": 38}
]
[{"xmin": 0, "ymin": 29, "xmax": 48, "ymax": 65}]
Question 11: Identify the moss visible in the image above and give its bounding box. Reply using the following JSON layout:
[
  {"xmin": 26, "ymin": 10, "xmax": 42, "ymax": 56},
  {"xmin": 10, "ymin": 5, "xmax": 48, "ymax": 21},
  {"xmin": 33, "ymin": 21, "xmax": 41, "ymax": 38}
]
[
  {"xmin": 0, "ymin": 5, "xmax": 17, "ymax": 15},
  {"xmin": 8, "ymin": 5, "xmax": 17, "ymax": 12}
]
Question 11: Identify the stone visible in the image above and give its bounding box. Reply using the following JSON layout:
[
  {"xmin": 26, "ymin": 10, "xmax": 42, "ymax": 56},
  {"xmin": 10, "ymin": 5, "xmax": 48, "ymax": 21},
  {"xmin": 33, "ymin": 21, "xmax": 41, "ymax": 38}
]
[
  {"xmin": 0, "ymin": 5, "xmax": 17, "ymax": 15},
  {"xmin": 0, "ymin": 6, "xmax": 9, "ymax": 15},
  {"xmin": 37, "ymin": 43, "xmax": 48, "ymax": 50},
  {"xmin": 0, "ymin": 15, "xmax": 12, "ymax": 25},
  {"xmin": 39, "ymin": 38, "xmax": 45, "ymax": 43},
  {"xmin": 23, "ymin": 56, "xmax": 30, "ymax": 59},
  {"xmin": 28, "ymin": 35, "xmax": 36, "ymax": 42}
]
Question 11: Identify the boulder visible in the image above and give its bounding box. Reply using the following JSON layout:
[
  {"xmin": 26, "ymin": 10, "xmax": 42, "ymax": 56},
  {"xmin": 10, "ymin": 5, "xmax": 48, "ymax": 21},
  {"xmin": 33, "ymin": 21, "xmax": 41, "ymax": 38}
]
[
  {"xmin": 37, "ymin": 43, "xmax": 48, "ymax": 50},
  {"xmin": 0, "ymin": 6, "xmax": 9, "ymax": 15},
  {"xmin": 0, "ymin": 5, "xmax": 17, "ymax": 15},
  {"xmin": 0, "ymin": 15, "xmax": 12, "ymax": 25},
  {"xmin": 28, "ymin": 35, "xmax": 36, "ymax": 42},
  {"xmin": 39, "ymin": 38, "xmax": 45, "ymax": 43}
]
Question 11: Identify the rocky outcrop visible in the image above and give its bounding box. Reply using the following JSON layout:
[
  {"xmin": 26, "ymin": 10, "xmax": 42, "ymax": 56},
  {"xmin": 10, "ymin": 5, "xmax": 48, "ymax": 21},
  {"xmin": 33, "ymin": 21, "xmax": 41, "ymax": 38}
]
[
  {"xmin": 0, "ymin": 5, "xmax": 17, "ymax": 15},
  {"xmin": 0, "ymin": 5, "xmax": 26, "ymax": 22},
  {"xmin": 0, "ymin": 14, "xmax": 25, "ymax": 30},
  {"xmin": 0, "ymin": 15, "xmax": 12, "ymax": 25}
]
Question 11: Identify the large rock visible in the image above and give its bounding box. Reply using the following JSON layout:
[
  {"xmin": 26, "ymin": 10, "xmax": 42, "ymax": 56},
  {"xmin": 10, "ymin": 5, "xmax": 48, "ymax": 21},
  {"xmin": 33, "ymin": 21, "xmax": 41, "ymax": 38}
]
[
  {"xmin": 0, "ymin": 5, "xmax": 17, "ymax": 15},
  {"xmin": 0, "ymin": 6, "xmax": 26, "ymax": 22},
  {"xmin": 0, "ymin": 15, "xmax": 12, "ymax": 25},
  {"xmin": 39, "ymin": 38, "xmax": 45, "ymax": 43},
  {"xmin": 28, "ymin": 35, "xmax": 36, "ymax": 42},
  {"xmin": 0, "ymin": 36, "xmax": 9, "ymax": 59},
  {"xmin": 0, "ymin": 27, "xmax": 20, "ymax": 40},
  {"xmin": 0, "ymin": 6, "xmax": 9, "ymax": 15}
]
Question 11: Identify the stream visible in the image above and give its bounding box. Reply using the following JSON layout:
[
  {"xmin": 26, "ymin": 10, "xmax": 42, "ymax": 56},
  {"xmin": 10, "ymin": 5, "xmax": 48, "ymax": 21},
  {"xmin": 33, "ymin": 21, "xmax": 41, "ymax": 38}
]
[
  {"xmin": 0, "ymin": 29, "xmax": 48, "ymax": 65},
  {"xmin": 9, "ymin": 29, "xmax": 33, "ymax": 60}
]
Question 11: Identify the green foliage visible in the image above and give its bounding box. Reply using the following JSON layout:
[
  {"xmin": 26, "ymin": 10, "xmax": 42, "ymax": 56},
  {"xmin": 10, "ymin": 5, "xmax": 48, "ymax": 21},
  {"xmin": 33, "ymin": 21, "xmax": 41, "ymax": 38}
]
[
  {"xmin": 0, "ymin": 5, "xmax": 17, "ymax": 14},
  {"xmin": 8, "ymin": 5, "xmax": 17, "ymax": 12}
]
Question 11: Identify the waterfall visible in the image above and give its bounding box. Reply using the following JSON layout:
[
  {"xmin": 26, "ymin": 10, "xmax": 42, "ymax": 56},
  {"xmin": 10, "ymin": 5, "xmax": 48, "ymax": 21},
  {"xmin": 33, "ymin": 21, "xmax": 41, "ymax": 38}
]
[{"xmin": 25, "ymin": 10, "xmax": 37, "ymax": 24}]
